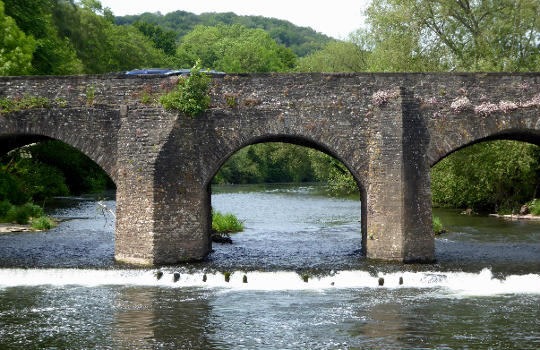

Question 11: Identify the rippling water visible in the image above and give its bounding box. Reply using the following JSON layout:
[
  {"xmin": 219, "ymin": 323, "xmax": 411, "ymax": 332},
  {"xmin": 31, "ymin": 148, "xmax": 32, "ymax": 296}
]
[{"xmin": 0, "ymin": 184, "xmax": 538, "ymax": 349}]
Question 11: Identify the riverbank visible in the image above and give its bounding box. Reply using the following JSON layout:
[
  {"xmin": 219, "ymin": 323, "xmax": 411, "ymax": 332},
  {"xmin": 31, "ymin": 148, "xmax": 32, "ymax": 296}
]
[
  {"xmin": 489, "ymin": 213, "xmax": 540, "ymax": 221},
  {"xmin": 0, "ymin": 223, "xmax": 42, "ymax": 233}
]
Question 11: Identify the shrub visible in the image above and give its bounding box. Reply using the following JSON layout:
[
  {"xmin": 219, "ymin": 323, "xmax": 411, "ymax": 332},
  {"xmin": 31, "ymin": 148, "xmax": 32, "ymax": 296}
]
[
  {"xmin": 0, "ymin": 200, "xmax": 13, "ymax": 218},
  {"xmin": 31, "ymin": 216, "xmax": 57, "ymax": 230},
  {"xmin": 528, "ymin": 199, "xmax": 540, "ymax": 216},
  {"xmin": 22, "ymin": 202, "xmax": 44, "ymax": 218},
  {"xmin": 5, "ymin": 206, "xmax": 30, "ymax": 224},
  {"xmin": 159, "ymin": 60, "xmax": 210, "ymax": 116},
  {"xmin": 212, "ymin": 210, "xmax": 244, "ymax": 233}
]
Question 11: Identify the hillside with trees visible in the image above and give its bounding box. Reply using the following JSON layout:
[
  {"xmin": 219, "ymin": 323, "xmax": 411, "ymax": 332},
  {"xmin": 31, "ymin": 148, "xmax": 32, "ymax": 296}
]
[{"xmin": 115, "ymin": 10, "xmax": 332, "ymax": 57}]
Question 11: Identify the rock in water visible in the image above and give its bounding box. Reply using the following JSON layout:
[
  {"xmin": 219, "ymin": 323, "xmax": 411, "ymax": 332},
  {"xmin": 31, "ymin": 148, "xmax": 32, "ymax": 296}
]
[
  {"xmin": 399, "ymin": 276, "xmax": 403, "ymax": 285},
  {"xmin": 212, "ymin": 234, "xmax": 232, "ymax": 244},
  {"xmin": 173, "ymin": 272, "xmax": 180, "ymax": 282},
  {"xmin": 242, "ymin": 275, "xmax": 248, "ymax": 283},
  {"xmin": 155, "ymin": 271, "xmax": 163, "ymax": 280},
  {"xmin": 202, "ymin": 274, "xmax": 207, "ymax": 282},
  {"xmin": 378, "ymin": 277, "xmax": 384, "ymax": 286},
  {"xmin": 520, "ymin": 205, "xmax": 530, "ymax": 215}
]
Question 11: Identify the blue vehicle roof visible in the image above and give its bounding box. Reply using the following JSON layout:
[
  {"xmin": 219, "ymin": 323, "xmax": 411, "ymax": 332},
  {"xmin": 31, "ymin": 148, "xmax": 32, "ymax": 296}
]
[{"xmin": 125, "ymin": 68, "xmax": 224, "ymax": 75}]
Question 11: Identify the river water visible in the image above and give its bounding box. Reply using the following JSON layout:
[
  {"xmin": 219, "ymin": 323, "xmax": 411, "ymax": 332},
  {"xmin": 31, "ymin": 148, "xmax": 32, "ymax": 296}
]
[{"xmin": 0, "ymin": 184, "xmax": 538, "ymax": 349}]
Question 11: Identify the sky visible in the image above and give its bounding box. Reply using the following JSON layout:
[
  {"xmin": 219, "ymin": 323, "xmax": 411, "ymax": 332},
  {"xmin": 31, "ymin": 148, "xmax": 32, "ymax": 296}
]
[{"xmin": 99, "ymin": 0, "xmax": 370, "ymax": 39}]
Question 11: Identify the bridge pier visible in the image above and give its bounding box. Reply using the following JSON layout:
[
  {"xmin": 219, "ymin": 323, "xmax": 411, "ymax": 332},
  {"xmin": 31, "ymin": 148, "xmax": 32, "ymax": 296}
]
[{"xmin": 364, "ymin": 89, "xmax": 434, "ymax": 262}]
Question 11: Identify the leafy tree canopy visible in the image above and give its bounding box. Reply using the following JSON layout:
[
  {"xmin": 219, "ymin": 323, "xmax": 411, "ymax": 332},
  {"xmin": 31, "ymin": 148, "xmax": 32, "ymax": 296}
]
[
  {"xmin": 364, "ymin": 0, "xmax": 540, "ymax": 72},
  {"xmin": 0, "ymin": 0, "xmax": 36, "ymax": 75},
  {"xmin": 176, "ymin": 24, "xmax": 296, "ymax": 73}
]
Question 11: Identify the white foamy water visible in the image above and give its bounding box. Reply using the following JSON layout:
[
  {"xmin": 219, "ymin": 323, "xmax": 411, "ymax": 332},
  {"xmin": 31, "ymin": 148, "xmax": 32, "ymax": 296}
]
[{"xmin": 0, "ymin": 268, "xmax": 538, "ymax": 296}]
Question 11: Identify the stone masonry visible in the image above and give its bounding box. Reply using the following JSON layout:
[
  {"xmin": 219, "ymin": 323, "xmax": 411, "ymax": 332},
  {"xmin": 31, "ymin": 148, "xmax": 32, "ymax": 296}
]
[{"xmin": 0, "ymin": 73, "xmax": 539, "ymax": 265}]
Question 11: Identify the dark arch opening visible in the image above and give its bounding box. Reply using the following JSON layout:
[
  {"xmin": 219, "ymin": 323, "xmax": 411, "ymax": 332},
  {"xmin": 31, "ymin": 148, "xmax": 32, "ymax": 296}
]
[
  {"xmin": 430, "ymin": 134, "xmax": 540, "ymax": 270},
  {"xmin": 0, "ymin": 135, "xmax": 117, "ymax": 267},
  {"xmin": 0, "ymin": 135, "xmax": 116, "ymax": 201},
  {"xmin": 431, "ymin": 128, "xmax": 540, "ymax": 167},
  {"xmin": 204, "ymin": 135, "xmax": 367, "ymax": 269}
]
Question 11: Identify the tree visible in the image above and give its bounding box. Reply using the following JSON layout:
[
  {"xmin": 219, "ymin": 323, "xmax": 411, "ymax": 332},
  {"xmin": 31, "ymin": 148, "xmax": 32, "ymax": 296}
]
[
  {"xmin": 364, "ymin": 0, "xmax": 540, "ymax": 71},
  {"xmin": 133, "ymin": 21, "xmax": 177, "ymax": 56},
  {"xmin": 0, "ymin": 0, "xmax": 36, "ymax": 75},
  {"xmin": 431, "ymin": 141, "xmax": 540, "ymax": 211},
  {"xmin": 52, "ymin": 1, "xmax": 170, "ymax": 73},
  {"xmin": 296, "ymin": 40, "xmax": 369, "ymax": 72},
  {"xmin": 175, "ymin": 24, "xmax": 296, "ymax": 72},
  {"xmin": 3, "ymin": 0, "xmax": 82, "ymax": 75}
]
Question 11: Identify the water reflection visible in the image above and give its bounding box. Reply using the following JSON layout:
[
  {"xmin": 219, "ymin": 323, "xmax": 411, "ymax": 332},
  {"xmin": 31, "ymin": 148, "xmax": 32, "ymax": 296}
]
[
  {"xmin": 112, "ymin": 287, "xmax": 156, "ymax": 350},
  {"xmin": 112, "ymin": 287, "xmax": 218, "ymax": 349}
]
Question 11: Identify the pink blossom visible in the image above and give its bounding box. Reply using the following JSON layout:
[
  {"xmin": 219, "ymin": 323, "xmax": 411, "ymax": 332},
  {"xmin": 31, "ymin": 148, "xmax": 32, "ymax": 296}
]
[
  {"xmin": 474, "ymin": 102, "xmax": 499, "ymax": 116},
  {"xmin": 520, "ymin": 94, "xmax": 540, "ymax": 108},
  {"xmin": 372, "ymin": 90, "xmax": 399, "ymax": 106},
  {"xmin": 498, "ymin": 101, "xmax": 518, "ymax": 113},
  {"xmin": 450, "ymin": 96, "xmax": 471, "ymax": 113}
]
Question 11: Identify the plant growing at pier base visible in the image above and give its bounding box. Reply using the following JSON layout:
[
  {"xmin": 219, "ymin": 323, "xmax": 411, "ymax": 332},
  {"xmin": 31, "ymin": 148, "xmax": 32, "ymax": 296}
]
[
  {"xmin": 433, "ymin": 216, "xmax": 445, "ymax": 235},
  {"xmin": 212, "ymin": 210, "xmax": 244, "ymax": 233},
  {"xmin": 159, "ymin": 60, "xmax": 210, "ymax": 116}
]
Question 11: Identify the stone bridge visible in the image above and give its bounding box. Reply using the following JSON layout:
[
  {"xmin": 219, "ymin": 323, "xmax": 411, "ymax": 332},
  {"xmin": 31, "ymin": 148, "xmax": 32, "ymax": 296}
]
[{"xmin": 0, "ymin": 73, "xmax": 538, "ymax": 265}]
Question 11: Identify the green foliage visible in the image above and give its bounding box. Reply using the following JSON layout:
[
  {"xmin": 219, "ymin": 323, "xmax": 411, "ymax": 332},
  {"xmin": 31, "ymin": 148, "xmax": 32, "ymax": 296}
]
[
  {"xmin": 7, "ymin": 206, "xmax": 29, "ymax": 224},
  {"xmin": 0, "ymin": 0, "xmax": 36, "ymax": 75},
  {"xmin": 364, "ymin": 0, "xmax": 540, "ymax": 72},
  {"xmin": 85, "ymin": 85, "xmax": 95, "ymax": 105},
  {"xmin": 3, "ymin": 203, "xmax": 41, "ymax": 224},
  {"xmin": 0, "ymin": 140, "xmax": 114, "ymax": 207},
  {"xmin": 433, "ymin": 216, "xmax": 444, "ymax": 234},
  {"xmin": 31, "ymin": 216, "xmax": 56, "ymax": 230},
  {"xmin": 115, "ymin": 10, "xmax": 331, "ymax": 57},
  {"xmin": 0, "ymin": 200, "xmax": 13, "ymax": 217},
  {"xmin": 0, "ymin": 95, "xmax": 53, "ymax": 114},
  {"xmin": 296, "ymin": 40, "xmax": 369, "ymax": 72},
  {"xmin": 159, "ymin": 61, "xmax": 210, "ymax": 116},
  {"xmin": 175, "ymin": 24, "xmax": 296, "ymax": 73},
  {"xmin": 133, "ymin": 21, "xmax": 177, "ymax": 56},
  {"xmin": 214, "ymin": 143, "xmax": 317, "ymax": 185},
  {"xmin": 527, "ymin": 199, "xmax": 540, "ymax": 216},
  {"xmin": 212, "ymin": 210, "xmax": 244, "ymax": 234},
  {"xmin": 48, "ymin": 0, "xmax": 170, "ymax": 74},
  {"xmin": 22, "ymin": 202, "xmax": 43, "ymax": 218},
  {"xmin": 24, "ymin": 141, "xmax": 114, "ymax": 194},
  {"xmin": 308, "ymin": 150, "xmax": 358, "ymax": 195},
  {"xmin": 0, "ymin": 172, "xmax": 26, "ymax": 204},
  {"xmin": 431, "ymin": 141, "xmax": 540, "ymax": 212},
  {"xmin": 8, "ymin": 158, "xmax": 69, "ymax": 201},
  {"xmin": 3, "ymin": 0, "xmax": 82, "ymax": 75}
]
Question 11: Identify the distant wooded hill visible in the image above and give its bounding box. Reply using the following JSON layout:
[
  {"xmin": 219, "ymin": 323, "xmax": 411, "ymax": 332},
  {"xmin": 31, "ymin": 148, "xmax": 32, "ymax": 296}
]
[{"xmin": 115, "ymin": 11, "xmax": 332, "ymax": 57}]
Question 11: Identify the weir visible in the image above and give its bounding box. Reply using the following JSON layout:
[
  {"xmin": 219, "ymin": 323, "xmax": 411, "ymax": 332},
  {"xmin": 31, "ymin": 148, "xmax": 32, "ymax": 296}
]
[{"xmin": 0, "ymin": 73, "xmax": 539, "ymax": 265}]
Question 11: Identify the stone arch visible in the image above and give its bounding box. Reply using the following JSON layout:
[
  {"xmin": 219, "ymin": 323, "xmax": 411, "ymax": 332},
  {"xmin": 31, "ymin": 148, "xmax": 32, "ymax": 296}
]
[
  {"xmin": 202, "ymin": 133, "xmax": 368, "ymax": 254},
  {"xmin": 0, "ymin": 107, "xmax": 120, "ymax": 183},
  {"xmin": 204, "ymin": 133, "xmax": 365, "ymax": 191},
  {"xmin": 429, "ymin": 128, "xmax": 540, "ymax": 167},
  {"xmin": 427, "ymin": 102, "xmax": 540, "ymax": 167}
]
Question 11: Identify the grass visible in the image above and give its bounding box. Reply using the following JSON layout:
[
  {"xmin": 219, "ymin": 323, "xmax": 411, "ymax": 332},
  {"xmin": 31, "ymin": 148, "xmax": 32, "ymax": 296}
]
[
  {"xmin": 433, "ymin": 216, "xmax": 445, "ymax": 235},
  {"xmin": 31, "ymin": 216, "xmax": 57, "ymax": 230},
  {"xmin": 212, "ymin": 210, "xmax": 244, "ymax": 234}
]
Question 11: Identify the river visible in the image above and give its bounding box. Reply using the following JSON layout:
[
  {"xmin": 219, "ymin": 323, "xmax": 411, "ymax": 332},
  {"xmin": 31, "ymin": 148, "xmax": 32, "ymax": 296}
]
[{"xmin": 0, "ymin": 184, "xmax": 538, "ymax": 349}]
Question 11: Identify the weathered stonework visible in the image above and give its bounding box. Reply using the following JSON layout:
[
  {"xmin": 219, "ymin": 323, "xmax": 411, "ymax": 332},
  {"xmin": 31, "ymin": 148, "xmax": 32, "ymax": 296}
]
[{"xmin": 0, "ymin": 73, "xmax": 538, "ymax": 265}]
